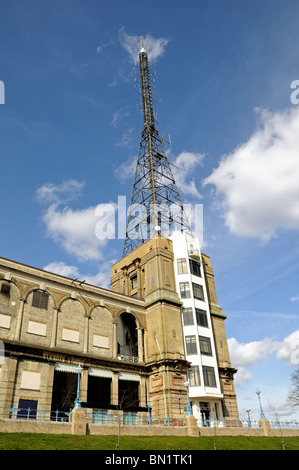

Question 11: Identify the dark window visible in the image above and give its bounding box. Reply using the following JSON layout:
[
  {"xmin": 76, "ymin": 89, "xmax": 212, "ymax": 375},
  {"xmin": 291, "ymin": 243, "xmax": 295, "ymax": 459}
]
[
  {"xmin": 202, "ymin": 366, "xmax": 216, "ymax": 387},
  {"xmin": 199, "ymin": 336, "xmax": 212, "ymax": 356},
  {"xmin": 32, "ymin": 290, "xmax": 49, "ymax": 310},
  {"xmin": 130, "ymin": 274, "xmax": 137, "ymax": 289},
  {"xmin": 17, "ymin": 399, "xmax": 38, "ymax": 419},
  {"xmin": 188, "ymin": 366, "xmax": 201, "ymax": 386},
  {"xmin": 182, "ymin": 308, "xmax": 194, "ymax": 326},
  {"xmin": 192, "ymin": 283, "xmax": 204, "ymax": 301},
  {"xmin": 177, "ymin": 258, "xmax": 188, "ymax": 274},
  {"xmin": 189, "ymin": 259, "xmax": 201, "ymax": 277},
  {"xmin": 185, "ymin": 335, "xmax": 197, "ymax": 355},
  {"xmin": 196, "ymin": 308, "xmax": 208, "ymax": 327},
  {"xmin": 179, "ymin": 282, "xmax": 191, "ymax": 299},
  {"xmin": 1, "ymin": 283, "xmax": 11, "ymax": 295}
]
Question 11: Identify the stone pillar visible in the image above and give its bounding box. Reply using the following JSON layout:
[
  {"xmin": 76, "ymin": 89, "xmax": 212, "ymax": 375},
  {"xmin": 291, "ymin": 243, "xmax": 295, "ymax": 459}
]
[
  {"xmin": 186, "ymin": 415, "xmax": 200, "ymax": 437},
  {"xmin": 83, "ymin": 314, "xmax": 89, "ymax": 354},
  {"xmin": 137, "ymin": 327, "xmax": 144, "ymax": 363},
  {"xmin": 81, "ymin": 368, "xmax": 88, "ymax": 403},
  {"xmin": 0, "ymin": 356, "xmax": 18, "ymax": 409},
  {"xmin": 139, "ymin": 376, "xmax": 146, "ymax": 407},
  {"xmin": 111, "ymin": 372, "xmax": 119, "ymax": 406},
  {"xmin": 143, "ymin": 329, "xmax": 148, "ymax": 362},
  {"xmin": 50, "ymin": 308, "xmax": 59, "ymax": 348},
  {"xmin": 122, "ymin": 267, "xmax": 129, "ymax": 296},
  {"xmin": 71, "ymin": 408, "xmax": 86, "ymax": 435},
  {"xmin": 260, "ymin": 418, "xmax": 271, "ymax": 436},
  {"xmin": 134, "ymin": 259, "xmax": 142, "ymax": 299},
  {"xmin": 113, "ymin": 321, "xmax": 117, "ymax": 358},
  {"xmin": 14, "ymin": 298, "xmax": 26, "ymax": 340}
]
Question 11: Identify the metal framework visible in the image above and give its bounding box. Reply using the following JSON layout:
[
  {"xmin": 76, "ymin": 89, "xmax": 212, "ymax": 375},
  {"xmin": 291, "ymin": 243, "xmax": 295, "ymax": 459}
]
[{"xmin": 123, "ymin": 39, "xmax": 192, "ymax": 256}]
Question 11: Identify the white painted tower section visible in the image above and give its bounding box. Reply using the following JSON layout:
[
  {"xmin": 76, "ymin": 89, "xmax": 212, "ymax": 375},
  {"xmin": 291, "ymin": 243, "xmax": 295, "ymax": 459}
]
[{"xmin": 170, "ymin": 231, "xmax": 224, "ymax": 425}]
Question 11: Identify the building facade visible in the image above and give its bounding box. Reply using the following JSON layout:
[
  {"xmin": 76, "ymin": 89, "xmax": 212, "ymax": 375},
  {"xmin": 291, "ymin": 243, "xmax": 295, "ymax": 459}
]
[
  {"xmin": 0, "ymin": 232, "xmax": 239, "ymax": 424},
  {"xmin": 171, "ymin": 231, "xmax": 238, "ymax": 423}
]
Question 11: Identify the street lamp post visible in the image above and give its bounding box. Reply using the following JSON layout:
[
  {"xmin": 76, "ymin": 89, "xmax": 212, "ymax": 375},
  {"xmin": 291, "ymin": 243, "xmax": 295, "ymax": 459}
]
[
  {"xmin": 74, "ymin": 363, "xmax": 83, "ymax": 410},
  {"xmin": 184, "ymin": 380, "xmax": 192, "ymax": 417},
  {"xmin": 256, "ymin": 388, "xmax": 266, "ymax": 419},
  {"xmin": 246, "ymin": 409, "xmax": 251, "ymax": 427}
]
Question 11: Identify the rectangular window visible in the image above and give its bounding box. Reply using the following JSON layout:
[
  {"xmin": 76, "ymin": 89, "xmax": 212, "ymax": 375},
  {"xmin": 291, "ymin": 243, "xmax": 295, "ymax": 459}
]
[
  {"xmin": 196, "ymin": 308, "xmax": 208, "ymax": 327},
  {"xmin": 192, "ymin": 283, "xmax": 204, "ymax": 301},
  {"xmin": 188, "ymin": 366, "xmax": 201, "ymax": 386},
  {"xmin": 185, "ymin": 335, "xmax": 197, "ymax": 355},
  {"xmin": 179, "ymin": 282, "xmax": 191, "ymax": 299},
  {"xmin": 32, "ymin": 290, "xmax": 49, "ymax": 310},
  {"xmin": 189, "ymin": 259, "xmax": 201, "ymax": 277},
  {"xmin": 182, "ymin": 308, "xmax": 194, "ymax": 326},
  {"xmin": 177, "ymin": 258, "xmax": 188, "ymax": 274},
  {"xmin": 199, "ymin": 336, "xmax": 212, "ymax": 356},
  {"xmin": 1, "ymin": 283, "xmax": 11, "ymax": 295},
  {"xmin": 17, "ymin": 399, "xmax": 38, "ymax": 420},
  {"xmin": 130, "ymin": 274, "xmax": 137, "ymax": 289},
  {"xmin": 202, "ymin": 366, "xmax": 217, "ymax": 387}
]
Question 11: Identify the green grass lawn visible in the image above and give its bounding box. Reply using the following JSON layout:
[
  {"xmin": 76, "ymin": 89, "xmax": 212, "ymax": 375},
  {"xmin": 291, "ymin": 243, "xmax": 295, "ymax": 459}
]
[{"xmin": 0, "ymin": 433, "xmax": 299, "ymax": 450}]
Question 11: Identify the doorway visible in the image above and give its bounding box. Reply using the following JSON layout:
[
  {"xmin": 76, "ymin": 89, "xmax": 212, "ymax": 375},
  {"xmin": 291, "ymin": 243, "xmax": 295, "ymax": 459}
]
[
  {"xmin": 51, "ymin": 370, "xmax": 77, "ymax": 412},
  {"xmin": 87, "ymin": 375, "xmax": 111, "ymax": 407},
  {"xmin": 199, "ymin": 402, "xmax": 210, "ymax": 426}
]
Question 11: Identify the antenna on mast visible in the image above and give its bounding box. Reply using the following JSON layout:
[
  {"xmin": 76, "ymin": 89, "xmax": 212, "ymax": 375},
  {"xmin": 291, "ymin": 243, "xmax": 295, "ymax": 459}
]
[{"xmin": 123, "ymin": 39, "xmax": 193, "ymax": 256}]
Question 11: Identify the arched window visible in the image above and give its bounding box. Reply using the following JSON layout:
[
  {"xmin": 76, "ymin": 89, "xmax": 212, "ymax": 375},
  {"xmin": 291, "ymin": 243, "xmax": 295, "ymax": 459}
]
[{"xmin": 117, "ymin": 313, "xmax": 138, "ymax": 362}]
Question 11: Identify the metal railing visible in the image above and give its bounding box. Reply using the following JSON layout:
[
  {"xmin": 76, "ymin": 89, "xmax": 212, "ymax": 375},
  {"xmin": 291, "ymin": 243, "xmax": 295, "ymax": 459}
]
[
  {"xmin": 1, "ymin": 406, "xmax": 71, "ymax": 422},
  {"xmin": 197, "ymin": 417, "xmax": 299, "ymax": 429},
  {"xmin": 0, "ymin": 407, "xmax": 186, "ymax": 427},
  {"xmin": 1, "ymin": 407, "xmax": 298, "ymax": 429}
]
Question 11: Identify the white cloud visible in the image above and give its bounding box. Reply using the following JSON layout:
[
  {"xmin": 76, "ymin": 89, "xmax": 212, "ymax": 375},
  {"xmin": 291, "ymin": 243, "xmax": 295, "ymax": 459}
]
[
  {"xmin": 43, "ymin": 261, "xmax": 81, "ymax": 279},
  {"xmin": 42, "ymin": 204, "xmax": 108, "ymax": 261},
  {"xmin": 114, "ymin": 155, "xmax": 137, "ymax": 182},
  {"xmin": 204, "ymin": 106, "xmax": 299, "ymax": 241},
  {"xmin": 276, "ymin": 330, "xmax": 299, "ymax": 366},
  {"xmin": 233, "ymin": 367, "xmax": 253, "ymax": 389},
  {"xmin": 228, "ymin": 337, "xmax": 279, "ymax": 368},
  {"xmin": 119, "ymin": 27, "xmax": 169, "ymax": 63},
  {"xmin": 171, "ymin": 151, "xmax": 204, "ymax": 199},
  {"xmin": 115, "ymin": 127, "xmax": 135, "ymax": 147},
  {"xmin": 228, "ymin": 330, "xmax": 299, "ymax": 388},
  {"xmin": 36, "ymin": 179, "xmax": 116, "ymax": 262},
  {"xmin": 36, "ymin": 179, "xmax": 85, "ymax": 204},
  {"xmin": 43, "ymin": 260, "xmax": 114, "ymax": 289}
]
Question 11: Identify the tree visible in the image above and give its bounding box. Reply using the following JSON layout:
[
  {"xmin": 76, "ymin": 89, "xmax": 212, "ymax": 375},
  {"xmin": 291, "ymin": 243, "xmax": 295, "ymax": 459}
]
[
  {"xmin": 115, "ymin": 384, "xmax": 140, "ymax": 450},
  {"xmin": 288, "ymin": 368, "xmax": 299, "ymax": 407}
]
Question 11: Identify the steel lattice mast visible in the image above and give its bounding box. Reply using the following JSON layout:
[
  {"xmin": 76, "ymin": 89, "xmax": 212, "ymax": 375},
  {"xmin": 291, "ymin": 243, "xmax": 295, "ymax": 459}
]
[{"xmin": 123, "ymin": 38, "xmax": 192, "ymax": 257}]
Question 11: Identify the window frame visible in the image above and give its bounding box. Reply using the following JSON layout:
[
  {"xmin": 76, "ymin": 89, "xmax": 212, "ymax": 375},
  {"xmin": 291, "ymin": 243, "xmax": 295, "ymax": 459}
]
[
  {"xmin": 182, "ymin": 307, "xmax": 194, "ymax": 326},
  {"xmin": 179, "ymin": 282, "xmax": 191, "ymax": 299},
  {"xmin": 189, "ymin": 259, "xmax": 201, "ymax": 277},
  {"xmin": 188, "ymin": 366, "xmax": 201, "ymax": 387},
  {"xmin": 32, "ymin": 290, "xmax": 49, "ymax": 310},
  {"xmin": 177, "ymin": 258, "xmax": 188, "ymax": 274},
  {"xmin": 185, "ymin": 335, "xmax": 197, "ymax": 355},
  {"xmin": 195, "ymin": 308, "xmax": 208, "ymax": 328},
  {"xmin": 199, "ymin": 335, "xmax": 213, "ymax": 356},
  {"xmin": 130, "ymin": 274, "xmax": 137, "ymax": 290},
  {"xmin": 192, "ymin": 282, "xmax": 204, "ymax": 301},
  {"xmin": 1, "ymin": 283, "xmax": 11, "ymax": 295},
  {"xmin": 202, "ymin": 366, "xmax": 217, "ymax": 387}
]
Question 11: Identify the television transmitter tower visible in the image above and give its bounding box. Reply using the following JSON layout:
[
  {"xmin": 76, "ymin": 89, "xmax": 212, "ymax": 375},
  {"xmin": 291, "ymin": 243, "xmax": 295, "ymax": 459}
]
[{"xmin": 123, "ymin": 37, "xmax": 192, "ymax": 257}]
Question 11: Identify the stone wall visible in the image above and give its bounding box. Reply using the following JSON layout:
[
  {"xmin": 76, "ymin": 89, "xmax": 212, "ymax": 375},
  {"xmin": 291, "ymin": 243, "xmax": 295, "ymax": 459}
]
[{"xmin": 1, "ymin": 418, "xmax": 299, "ymax": 437}]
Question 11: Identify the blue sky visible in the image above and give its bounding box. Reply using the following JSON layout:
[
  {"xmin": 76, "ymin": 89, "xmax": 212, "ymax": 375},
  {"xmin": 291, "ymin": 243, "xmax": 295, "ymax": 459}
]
[{"xmin": 1, "ymin": 0, "xmax": 299, "ymax": 421}]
